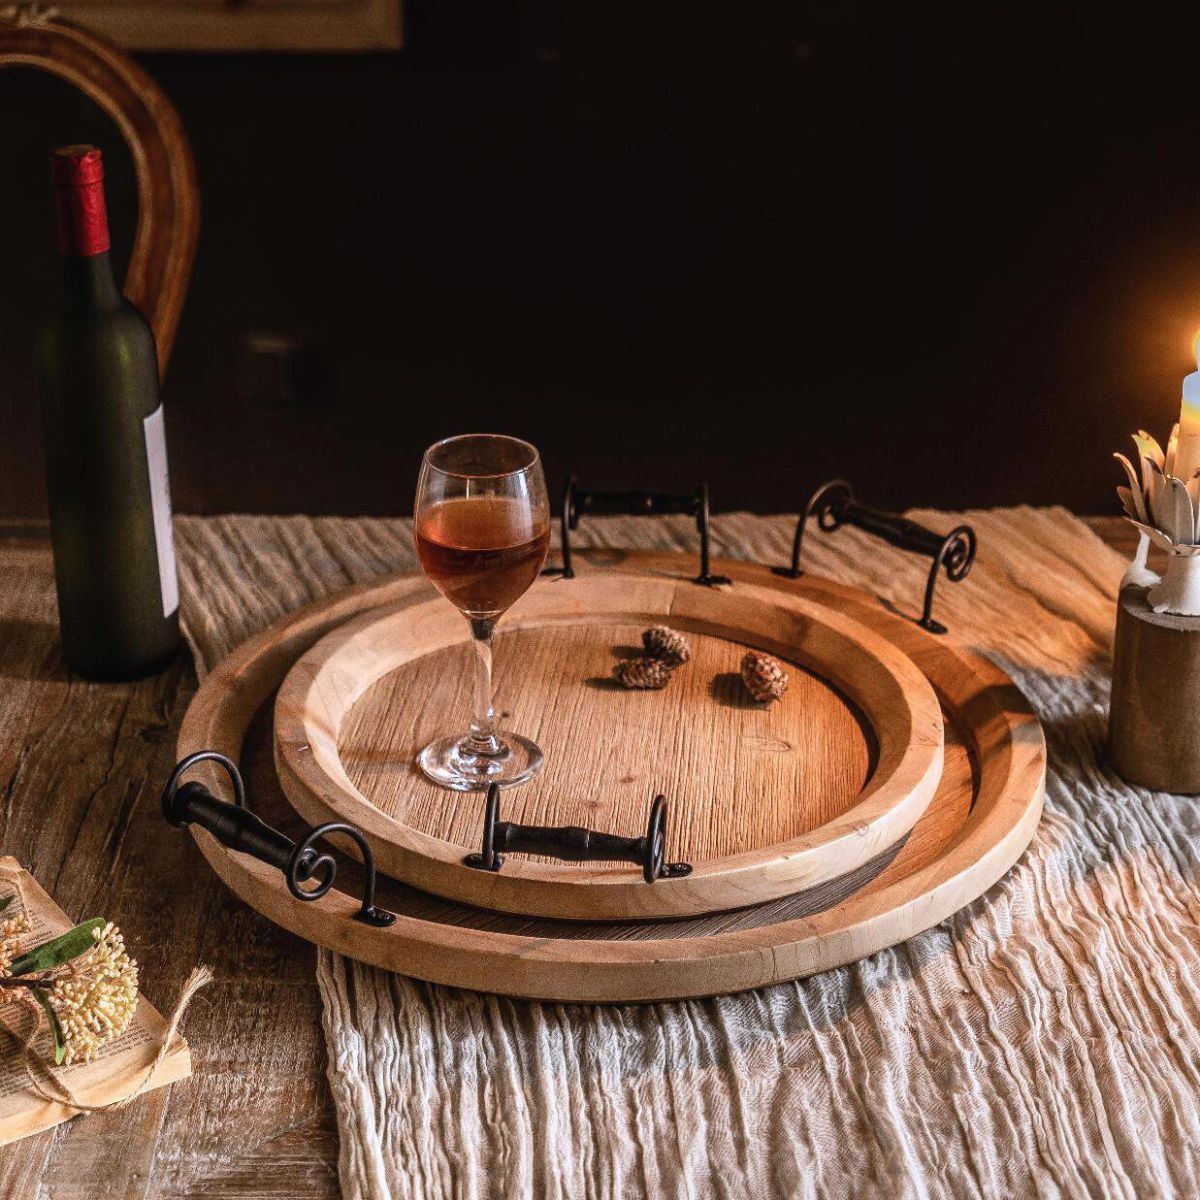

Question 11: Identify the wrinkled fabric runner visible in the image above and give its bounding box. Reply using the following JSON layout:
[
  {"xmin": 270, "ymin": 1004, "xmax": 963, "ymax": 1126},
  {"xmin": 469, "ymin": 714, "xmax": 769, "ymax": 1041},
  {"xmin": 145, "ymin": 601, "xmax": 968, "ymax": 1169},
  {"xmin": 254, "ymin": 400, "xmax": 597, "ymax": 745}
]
[{"xmin": 176, "ymin": 509, "xmax": 1199, "ymax": 1200}]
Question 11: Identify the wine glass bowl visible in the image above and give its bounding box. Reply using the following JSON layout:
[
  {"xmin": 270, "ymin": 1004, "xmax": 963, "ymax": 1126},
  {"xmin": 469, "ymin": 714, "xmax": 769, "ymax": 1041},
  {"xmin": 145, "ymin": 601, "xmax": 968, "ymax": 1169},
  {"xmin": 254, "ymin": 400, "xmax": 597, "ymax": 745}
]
[{"xmin": 413, "ymin": 434, "xmax": 550, "ymax": 791}]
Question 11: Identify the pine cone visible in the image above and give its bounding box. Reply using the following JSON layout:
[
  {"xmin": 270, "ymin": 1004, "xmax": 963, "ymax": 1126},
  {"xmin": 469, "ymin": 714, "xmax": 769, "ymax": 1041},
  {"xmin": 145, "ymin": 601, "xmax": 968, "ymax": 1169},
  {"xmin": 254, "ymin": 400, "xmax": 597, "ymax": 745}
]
[
  {"xmin": 741, "ymin": 651, "xmax": 789, "ymax": 703},
  {"xmin": 642, "ymin": 625, "xmax": 691, "ymax": 667},
  {"xmin": 613, "ymin": 656, "xmax": 674, "ymax": 690}
]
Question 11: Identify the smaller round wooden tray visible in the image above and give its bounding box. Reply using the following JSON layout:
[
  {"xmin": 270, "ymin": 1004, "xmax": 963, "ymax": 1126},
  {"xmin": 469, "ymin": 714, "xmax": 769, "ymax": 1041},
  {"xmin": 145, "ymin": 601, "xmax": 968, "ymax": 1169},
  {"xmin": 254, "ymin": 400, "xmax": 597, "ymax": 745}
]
[{"xmin": 273, "ymin": 570, "xmax": 946, "ymax": 920}]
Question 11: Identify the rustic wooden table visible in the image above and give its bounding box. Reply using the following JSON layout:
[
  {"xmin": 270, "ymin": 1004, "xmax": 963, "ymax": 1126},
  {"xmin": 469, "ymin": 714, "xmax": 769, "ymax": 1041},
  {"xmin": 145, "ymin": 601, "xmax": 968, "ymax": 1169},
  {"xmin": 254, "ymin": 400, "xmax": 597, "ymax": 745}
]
[
  {"xmin": 0, "ymin": 529, "xmax": 338, "ymax": 1198},
  {"xmin": 0, "ymin": 517, "xmax": 1131, "ymax": 1196}
]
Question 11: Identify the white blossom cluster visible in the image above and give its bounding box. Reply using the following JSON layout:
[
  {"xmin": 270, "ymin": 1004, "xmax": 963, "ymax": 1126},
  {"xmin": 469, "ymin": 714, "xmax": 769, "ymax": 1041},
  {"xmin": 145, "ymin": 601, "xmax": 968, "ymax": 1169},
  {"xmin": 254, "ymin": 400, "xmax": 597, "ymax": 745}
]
[
  {"xmin": 49, "ymin": 923, "xmax": 139, "ymax": 1065},
  {"xmin": 0, "ymin": 912, "xmax": 32, "ymax": 978}
]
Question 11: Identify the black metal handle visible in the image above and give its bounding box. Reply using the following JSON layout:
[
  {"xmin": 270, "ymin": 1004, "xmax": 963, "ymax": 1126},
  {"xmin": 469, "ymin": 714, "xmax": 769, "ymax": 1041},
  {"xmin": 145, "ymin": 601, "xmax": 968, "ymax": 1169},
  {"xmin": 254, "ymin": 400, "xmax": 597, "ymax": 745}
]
[
  {"xmin": 161, "ymin": 751, "xmax": 396, "ymax": 927},
  {"xmin": 773, "ymin": 479, "xmax": 976, "ymax": 634},
  {"xmin": 543, "ymin": 475, "xmax": 730, "ymax": 587},
  {"xmin": 464, "ymin": 784, "xmax": 692, "ymax": 883}
]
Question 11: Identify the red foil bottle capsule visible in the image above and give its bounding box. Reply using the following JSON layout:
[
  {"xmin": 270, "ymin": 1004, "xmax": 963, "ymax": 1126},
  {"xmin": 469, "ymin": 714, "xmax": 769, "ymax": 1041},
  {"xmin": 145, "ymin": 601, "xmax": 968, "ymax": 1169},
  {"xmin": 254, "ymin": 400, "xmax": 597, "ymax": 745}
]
[{"xmin": 49, "ymin": 144, "xmax": 111, "ymax": 257}]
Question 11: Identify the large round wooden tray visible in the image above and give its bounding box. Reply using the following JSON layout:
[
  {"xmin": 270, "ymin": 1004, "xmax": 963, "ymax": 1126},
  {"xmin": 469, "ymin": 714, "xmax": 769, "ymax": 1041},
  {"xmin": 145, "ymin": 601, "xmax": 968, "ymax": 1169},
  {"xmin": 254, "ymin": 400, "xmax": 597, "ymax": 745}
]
[
  {"xmin": 273, "ymin": 570, "xmax": 945, "ymax": 920},
  {"xmin": 176, "ymin": 551, "xmax": 1045, "ymax": 1003}
]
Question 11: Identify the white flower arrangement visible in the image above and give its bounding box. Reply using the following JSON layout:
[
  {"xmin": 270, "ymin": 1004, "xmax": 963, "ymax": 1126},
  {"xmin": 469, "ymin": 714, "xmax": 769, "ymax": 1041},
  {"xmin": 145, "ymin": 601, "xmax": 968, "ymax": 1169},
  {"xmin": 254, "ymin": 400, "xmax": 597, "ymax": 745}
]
[{"xmin": 1115, "ymin": 428, "xmax": 1200, "ymax": 615}]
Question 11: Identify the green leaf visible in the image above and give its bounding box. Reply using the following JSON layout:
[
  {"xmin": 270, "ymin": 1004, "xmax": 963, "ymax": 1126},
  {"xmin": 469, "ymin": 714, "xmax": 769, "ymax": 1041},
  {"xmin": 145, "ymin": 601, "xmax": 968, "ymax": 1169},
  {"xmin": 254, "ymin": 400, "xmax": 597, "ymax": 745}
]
[
  {"xmin": 32, "ymin": 988, "xmax": 66, "ymax": 1065},
  {"xmin": 0, "ymin": 894, "xmax": 13, "ymax": 915},
  {"xmin": 9, "ymin": 919, "xmax": 104, "ymax": 977}
]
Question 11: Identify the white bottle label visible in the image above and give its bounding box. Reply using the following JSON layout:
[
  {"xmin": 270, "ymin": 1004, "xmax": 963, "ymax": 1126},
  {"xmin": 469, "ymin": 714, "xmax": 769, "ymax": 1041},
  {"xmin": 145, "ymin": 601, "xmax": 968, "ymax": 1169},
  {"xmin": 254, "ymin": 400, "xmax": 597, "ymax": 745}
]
[{"xmin": 143, "ymin": 405, "xmax": 179, "ymax": 618}]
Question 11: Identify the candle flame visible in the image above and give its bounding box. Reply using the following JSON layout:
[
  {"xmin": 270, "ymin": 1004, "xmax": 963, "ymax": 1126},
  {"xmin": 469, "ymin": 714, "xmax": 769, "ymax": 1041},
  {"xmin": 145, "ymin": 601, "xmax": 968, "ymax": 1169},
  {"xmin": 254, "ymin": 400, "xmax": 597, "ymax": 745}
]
[{"xmin": 1193, "ymin": 330, "xmax": 1200, "ymax": 370}]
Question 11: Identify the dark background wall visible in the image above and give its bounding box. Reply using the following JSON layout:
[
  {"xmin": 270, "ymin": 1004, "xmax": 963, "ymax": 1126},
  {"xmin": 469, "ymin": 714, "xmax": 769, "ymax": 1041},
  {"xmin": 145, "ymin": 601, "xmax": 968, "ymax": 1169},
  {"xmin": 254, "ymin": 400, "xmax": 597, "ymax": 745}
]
[{"xmin": 3, "ymin": 0, "xmax": 1199, "ymax": 519}]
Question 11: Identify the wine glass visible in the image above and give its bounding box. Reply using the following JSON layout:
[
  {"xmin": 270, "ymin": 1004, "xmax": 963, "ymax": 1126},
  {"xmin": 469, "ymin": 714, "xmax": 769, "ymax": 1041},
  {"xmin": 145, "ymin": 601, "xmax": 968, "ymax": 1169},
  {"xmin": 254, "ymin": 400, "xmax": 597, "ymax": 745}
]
[{"xmin": 413, "ymin": 434, "xmax": 551, "ymax": 790}]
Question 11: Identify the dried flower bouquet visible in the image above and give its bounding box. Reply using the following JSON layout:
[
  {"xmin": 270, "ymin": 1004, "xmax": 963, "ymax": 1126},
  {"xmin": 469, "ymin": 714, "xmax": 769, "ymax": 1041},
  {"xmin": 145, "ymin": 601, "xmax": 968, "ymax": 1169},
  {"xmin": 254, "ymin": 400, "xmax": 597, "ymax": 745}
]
[{"xmin": 0, "ymin": 894, "xmax": 138, "ymax": 1065}]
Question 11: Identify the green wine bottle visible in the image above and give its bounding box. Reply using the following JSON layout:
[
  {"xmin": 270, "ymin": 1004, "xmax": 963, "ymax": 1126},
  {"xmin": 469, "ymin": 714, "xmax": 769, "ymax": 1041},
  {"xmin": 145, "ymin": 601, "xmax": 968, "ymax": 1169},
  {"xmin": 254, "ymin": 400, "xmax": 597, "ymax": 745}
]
[{"xmin": 37, "ymin": 145, "xmax": 181, "ymax": 680}]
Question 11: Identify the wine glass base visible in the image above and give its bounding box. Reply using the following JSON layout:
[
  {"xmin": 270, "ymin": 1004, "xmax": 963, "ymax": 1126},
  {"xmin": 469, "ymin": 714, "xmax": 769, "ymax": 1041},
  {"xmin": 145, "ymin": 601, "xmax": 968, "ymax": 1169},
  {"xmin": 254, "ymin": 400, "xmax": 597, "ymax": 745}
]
[{"xmin": 417, "ymin": 732, "xmax": 544, "ymax": 792}]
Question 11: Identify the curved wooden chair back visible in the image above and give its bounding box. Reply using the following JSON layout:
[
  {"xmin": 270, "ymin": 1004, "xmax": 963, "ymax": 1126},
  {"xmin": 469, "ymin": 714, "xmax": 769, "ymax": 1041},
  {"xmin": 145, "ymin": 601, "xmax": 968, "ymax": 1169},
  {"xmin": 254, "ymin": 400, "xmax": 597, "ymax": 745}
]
[{"xmin": 0, "ymin": 7, "xmax": 200, "ymax": 374}]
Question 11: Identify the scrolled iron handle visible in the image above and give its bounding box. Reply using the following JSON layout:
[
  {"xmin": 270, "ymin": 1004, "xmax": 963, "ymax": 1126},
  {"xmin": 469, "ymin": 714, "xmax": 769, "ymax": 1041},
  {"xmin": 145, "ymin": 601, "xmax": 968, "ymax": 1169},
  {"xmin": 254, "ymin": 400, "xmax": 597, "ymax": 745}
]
[
  {"xmin": 774, "ymin": 479, "xmax": 976, "ymax": 634},
  {"xmin": 161, "ymin": 751, "xmax": 395, "ymax": 927}
]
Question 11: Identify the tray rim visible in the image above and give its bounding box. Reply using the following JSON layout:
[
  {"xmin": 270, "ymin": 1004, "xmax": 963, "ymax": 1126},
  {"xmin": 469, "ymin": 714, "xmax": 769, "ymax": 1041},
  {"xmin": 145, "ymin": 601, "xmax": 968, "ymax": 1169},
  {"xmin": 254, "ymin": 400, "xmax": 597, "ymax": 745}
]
[
  {"xmin": 175, "ymin": 551, "xmax": 1046, "ymax": 1003},
  {"xmin": 272, "ymin": 570, "xmax": 946, "ymax": 920}
]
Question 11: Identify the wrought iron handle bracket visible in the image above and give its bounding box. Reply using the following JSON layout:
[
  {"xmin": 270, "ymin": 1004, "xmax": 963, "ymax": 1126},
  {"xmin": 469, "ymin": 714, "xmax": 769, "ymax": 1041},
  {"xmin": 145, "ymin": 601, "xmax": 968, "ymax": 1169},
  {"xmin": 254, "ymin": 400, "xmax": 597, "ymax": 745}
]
[
  {"xmin": 464, "ymin": 784, "xmax": 693, "ymax": 883},
  {"xmin": 161, "ymin": 751, "xmax": 396, "ymax": 927},
  {"xmin": 772, "ymin": 479, "xmax": 977, "ymax": 634},
  {"xmin": 543, "ymin": 475, "xmax": 731, "ymax": 587}
]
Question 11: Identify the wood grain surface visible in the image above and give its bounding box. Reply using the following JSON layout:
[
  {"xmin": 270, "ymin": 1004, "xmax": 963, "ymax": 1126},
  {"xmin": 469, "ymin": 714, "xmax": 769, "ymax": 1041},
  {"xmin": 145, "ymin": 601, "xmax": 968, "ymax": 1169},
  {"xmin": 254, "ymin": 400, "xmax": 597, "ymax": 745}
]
[
  {"xmin": 1108, "ymin": 584, "xmax": 1200, "ymax": 793},
  {"xmin": 343, "ymin": 622, "xmax": 873, "ymax": 857},
  {"xmin": 0, "ymin": 518, "xmax": 1122, "ymax": 1194},
  {"xmin": 275, "ymin": 573, "xmax": 946, "ymax": 919}
]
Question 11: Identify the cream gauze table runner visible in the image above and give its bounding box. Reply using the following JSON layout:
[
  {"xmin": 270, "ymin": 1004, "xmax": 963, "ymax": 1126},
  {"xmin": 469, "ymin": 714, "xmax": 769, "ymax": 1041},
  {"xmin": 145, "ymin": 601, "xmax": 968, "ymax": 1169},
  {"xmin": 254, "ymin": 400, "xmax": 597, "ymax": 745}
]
[{"xmin": 176, "ymin": 509, "xmax": 1198, "ymax": 1200}]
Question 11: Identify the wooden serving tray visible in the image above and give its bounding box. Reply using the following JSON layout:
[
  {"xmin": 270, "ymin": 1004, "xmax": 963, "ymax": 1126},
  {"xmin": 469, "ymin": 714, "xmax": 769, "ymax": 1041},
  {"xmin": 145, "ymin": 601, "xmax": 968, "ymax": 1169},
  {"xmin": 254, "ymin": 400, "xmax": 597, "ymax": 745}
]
[
  {"xmin": 176, "ymin": 551, "xmax": 1046, "ymax": 1003},
  {"xmin": 273, "ymin": 569, "xmax": 945, "ymax": 920}
]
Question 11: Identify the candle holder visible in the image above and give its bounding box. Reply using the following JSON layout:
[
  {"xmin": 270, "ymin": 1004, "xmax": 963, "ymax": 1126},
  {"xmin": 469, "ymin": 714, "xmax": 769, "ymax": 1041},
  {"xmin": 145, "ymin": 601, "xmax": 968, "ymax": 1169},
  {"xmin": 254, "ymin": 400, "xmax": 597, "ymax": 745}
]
[
  {"xmin": 1114, "ymin": 428, "xmax": 1200, "ymax": 615},
  {"xmin": 1109, "ymin": 428, "xmax": 1200, "ymax": 792}
]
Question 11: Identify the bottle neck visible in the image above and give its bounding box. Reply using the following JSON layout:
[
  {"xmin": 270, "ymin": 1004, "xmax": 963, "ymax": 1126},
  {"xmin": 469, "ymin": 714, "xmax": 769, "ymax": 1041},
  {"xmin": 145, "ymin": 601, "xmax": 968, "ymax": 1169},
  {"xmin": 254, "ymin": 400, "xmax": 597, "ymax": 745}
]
[
  {"xmin": 51, "ymin": 147, "xmax": 115, "ymax": 309},
  {"xmin": 60, "ymin": 252, "xmax": 121, "ymax": 310}
]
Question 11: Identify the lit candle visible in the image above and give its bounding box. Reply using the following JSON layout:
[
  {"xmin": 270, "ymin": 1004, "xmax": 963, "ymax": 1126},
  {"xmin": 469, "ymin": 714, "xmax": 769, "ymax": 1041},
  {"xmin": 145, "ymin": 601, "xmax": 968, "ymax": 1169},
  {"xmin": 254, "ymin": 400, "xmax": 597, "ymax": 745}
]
[{"xmin": 1174, "ymin": 336, "xmax": 1200, "ymax": 481}]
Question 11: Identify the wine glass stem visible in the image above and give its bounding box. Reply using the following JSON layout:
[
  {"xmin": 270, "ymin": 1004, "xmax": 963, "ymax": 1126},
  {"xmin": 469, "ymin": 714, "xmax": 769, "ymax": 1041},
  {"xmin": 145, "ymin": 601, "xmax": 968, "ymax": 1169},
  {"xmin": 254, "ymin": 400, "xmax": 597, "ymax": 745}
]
[{"xmin": 466, "ymin": 617, "xmax": 501, "ymax": 755}]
